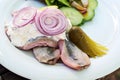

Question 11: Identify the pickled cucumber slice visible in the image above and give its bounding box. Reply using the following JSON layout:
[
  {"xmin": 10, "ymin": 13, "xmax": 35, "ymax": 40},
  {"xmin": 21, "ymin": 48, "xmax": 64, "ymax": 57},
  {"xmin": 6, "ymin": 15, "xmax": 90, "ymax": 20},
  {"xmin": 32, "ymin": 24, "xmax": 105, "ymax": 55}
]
[{"xmin": 68, "ymin": 27, "xmax": 108, "ymax": 57}]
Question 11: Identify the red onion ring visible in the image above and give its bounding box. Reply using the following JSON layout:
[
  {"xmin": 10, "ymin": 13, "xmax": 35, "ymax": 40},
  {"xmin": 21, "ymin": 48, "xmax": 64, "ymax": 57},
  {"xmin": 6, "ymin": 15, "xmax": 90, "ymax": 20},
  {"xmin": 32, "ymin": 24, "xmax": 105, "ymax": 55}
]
[
  {"xmin": 13, "ymin": 7, "xmax": 37, "ymax": 27},
  {"xmin": 35, "ymin": 8, "xmax": 68, "ymax": 36}
]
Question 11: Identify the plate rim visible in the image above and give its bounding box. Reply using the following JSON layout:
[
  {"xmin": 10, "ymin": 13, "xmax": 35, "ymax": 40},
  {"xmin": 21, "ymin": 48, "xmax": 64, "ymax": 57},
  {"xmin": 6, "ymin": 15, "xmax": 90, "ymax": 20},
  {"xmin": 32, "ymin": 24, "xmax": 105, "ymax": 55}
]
[{"xmin": 0, "ymin": 0, "xmax": 120, "ymax": 80}]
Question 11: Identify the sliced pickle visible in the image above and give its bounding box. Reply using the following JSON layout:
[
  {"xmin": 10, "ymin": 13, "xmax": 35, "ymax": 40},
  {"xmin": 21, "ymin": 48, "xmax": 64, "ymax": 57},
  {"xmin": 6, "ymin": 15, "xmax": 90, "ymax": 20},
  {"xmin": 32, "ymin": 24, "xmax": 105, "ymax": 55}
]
[{"xmin": 68, "ymin": 27, "xmax": 108, "ymax": 57}]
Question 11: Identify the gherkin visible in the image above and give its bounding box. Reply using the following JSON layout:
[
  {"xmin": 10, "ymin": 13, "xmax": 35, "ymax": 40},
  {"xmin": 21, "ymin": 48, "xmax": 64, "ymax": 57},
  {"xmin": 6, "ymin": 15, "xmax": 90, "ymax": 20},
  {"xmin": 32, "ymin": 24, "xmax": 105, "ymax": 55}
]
[{"xmin": 68, "ymin": 27, "xmax": 108, "ymax": 57}]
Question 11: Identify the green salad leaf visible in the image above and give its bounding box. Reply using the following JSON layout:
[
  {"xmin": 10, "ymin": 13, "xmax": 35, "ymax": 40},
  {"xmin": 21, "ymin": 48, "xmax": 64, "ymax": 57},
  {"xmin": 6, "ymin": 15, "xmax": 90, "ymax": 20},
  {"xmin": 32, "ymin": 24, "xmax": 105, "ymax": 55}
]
[
  {"xmin": 45, "ymin": 0, "xmax": 71, "ymax": 7},
  {"xmin": 58, "ymin": 0, "xmax": 71, "ymax": 7},
  {"xmin": 45, "ymin": 0, "xmax": 55, "ymax": 5}
]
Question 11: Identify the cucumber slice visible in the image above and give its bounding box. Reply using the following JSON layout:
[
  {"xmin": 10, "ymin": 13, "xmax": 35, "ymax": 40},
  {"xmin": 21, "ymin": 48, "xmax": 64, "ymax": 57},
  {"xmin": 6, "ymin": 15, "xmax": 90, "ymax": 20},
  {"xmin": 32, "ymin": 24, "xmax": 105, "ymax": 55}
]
[
  {"xmin": 89, "ymin": 0, "xmax": 98, "ymax": 10},
  {"xmin": 83, "ymin": 0, "xmax": 98, "ymax": 22},
  {"xmin": 83, "ymin": 8, "xmax": 95, "ymax": 21},
  {"xmin": 60, "ymin": 7, "xmax": 83, "ymax": 26}
]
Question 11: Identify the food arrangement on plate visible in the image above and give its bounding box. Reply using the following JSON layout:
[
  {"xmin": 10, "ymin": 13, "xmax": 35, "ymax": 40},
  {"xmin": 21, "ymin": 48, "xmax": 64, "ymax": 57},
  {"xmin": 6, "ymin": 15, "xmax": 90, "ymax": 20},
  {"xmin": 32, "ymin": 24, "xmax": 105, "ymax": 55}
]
[{"xmin": 5, "ymin": 0, "xmax": 108, "ymax": 70}]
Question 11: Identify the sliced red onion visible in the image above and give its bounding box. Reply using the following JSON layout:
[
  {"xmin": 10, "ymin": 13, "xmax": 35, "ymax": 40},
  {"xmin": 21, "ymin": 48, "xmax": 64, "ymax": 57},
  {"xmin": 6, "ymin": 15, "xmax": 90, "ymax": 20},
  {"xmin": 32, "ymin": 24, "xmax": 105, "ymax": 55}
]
[
  {"xmin": 35, "ymin": 8, "xmax": 68, "ymax": 36},
  {"xmin": 12, "ymin": 11, "xmax": 19, "ymax": 17},
  {"xmin": 13, "ymin": 7, "xmax": 37, "ymax": 27}
]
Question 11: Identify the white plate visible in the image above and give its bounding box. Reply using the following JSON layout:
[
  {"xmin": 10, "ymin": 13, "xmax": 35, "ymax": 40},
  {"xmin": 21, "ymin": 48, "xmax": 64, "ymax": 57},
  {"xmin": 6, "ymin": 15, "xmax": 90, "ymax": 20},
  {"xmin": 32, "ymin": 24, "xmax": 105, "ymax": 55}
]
[{"xmin": 0, "ymin": 0, "xmax": 120, "ymax": 80}]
